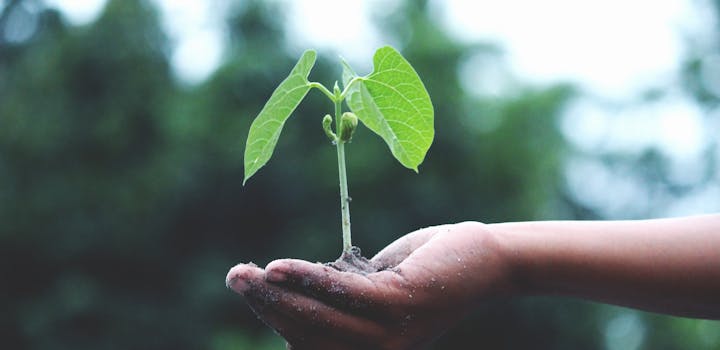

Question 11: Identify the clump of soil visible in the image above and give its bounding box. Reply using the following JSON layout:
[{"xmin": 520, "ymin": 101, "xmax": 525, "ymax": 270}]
[{"xmin": 326, "ymin": 246, "xmax": 381, "ymax": 275}]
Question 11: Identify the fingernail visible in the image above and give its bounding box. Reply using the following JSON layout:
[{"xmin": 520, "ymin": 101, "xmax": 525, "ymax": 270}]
[
  {"xmin": 227, "ymin": 276, "xmax": 250, "ymax": 293},
  {"xmin": 265, "ymin": 270, "xmax": 286, "ymax": 283}
]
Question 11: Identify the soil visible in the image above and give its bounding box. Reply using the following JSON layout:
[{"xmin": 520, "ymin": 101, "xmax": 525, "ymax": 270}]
[{"xmin": 326, "ymin": 246, "xmax": 381, "ymax": 274}]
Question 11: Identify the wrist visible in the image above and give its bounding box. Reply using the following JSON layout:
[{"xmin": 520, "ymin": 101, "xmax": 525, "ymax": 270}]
[{"xmin": 486, "ymin": 222, "xmax": 540, "ymax": 297}]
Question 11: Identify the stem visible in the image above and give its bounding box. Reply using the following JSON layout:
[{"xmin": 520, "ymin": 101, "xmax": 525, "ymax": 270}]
[
  {"xmin": 335, "ymin": 98, "xmax": 352, "ymax": 252},
  {"xmin": 338, "ymin": 77, "xmax": 363, "ymax": 100},
  {"xmin": 309, "ymin": 82, "xmax": 335, "ymax": 101}
]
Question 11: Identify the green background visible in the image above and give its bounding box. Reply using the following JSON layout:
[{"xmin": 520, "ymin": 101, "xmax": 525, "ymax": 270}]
[{"xmin": 1, "ymin": 0, "xmax": 718, "ymax": 349}]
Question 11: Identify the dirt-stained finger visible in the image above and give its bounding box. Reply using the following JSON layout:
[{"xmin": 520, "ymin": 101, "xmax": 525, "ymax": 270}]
[
  {"xmin": 264, "ymin": 259, "xmax": 404, "ymax": 310},
  {"xmin": 244, "ymin": 293, "xmax": 312, "ymax": 344},
  {"xmin": 226, "ymin": 263, "xmax": 265, "ymax": 294},
  {"xmin": 244, "ymin": 277, "xmax": 388, "ymax": 345}
]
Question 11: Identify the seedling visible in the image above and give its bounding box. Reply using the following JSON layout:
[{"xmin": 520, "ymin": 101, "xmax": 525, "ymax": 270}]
[{"xmin": 243, "ymin": 46, "xmax": 434, "ymax": 258}]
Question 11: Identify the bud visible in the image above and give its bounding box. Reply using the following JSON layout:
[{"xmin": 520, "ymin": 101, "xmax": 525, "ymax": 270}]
[
  {"xmin": 338, "ymin": 112, "xmax": 358, "ymax": 142},
  {"xmin": 322, "ymin": 114, "xmax": 336, "ymax": 142}
]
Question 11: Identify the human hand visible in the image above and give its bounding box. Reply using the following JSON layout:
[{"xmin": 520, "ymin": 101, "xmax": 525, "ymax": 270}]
[{"xmin": 226, "ymin": 222, "xmax": 514, "ymax": 350}]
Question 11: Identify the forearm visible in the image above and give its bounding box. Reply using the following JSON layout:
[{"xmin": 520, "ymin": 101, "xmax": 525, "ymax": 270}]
[{"xmin": 488, "ymin": 214, "xmax": 720, "ymax": 319}]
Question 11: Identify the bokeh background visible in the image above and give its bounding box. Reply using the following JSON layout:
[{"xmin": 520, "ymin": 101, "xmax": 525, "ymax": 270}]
[{"xmin": 2, "ymin": 0, "xmax": 719, "ymax": 349}]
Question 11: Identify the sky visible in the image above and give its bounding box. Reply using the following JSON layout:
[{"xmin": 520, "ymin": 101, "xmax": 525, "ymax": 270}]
[{"xmin": 40, "ymin": 0, "xmax": 720, "ymax": 217}]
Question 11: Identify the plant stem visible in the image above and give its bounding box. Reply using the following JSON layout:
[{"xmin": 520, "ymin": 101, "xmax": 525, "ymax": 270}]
[
  {"xmin": 334, "ymin": 98, "xmax": 352, "ymax": 253},
  {"xmin": 309, "ymin": 82, "xmax": 335, "ymax": 101}
]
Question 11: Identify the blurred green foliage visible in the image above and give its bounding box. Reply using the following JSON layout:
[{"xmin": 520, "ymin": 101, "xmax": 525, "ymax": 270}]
[{"xmin": 1, "ymin": 0, "xmax": 718, "ymax": 349}]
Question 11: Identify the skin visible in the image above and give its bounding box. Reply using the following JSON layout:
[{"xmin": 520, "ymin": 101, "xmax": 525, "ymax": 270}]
[{"xmin": 226, "ymin": 214, "xmax": 720, "ymax": 350}]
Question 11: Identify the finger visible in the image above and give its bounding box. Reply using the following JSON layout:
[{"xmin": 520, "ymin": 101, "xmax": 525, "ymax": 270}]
[
  {"xmin": 226, "ymin": 262, "xmax": 264, "ymax": 294},
  {"xmin": 264, "ymin": 259, "xmax": 402, "ymax": 310},
  {"xmin": 371, "ymin": 225, "xmax": 441, "ymax": 269},
  {"xmin": 244, "ymin": 290, "xmax": 311, "ymax": 343},
  {"xmin": 226, "ymin": 264, "xmax": 313, "ymax": 342},
  {"xmin": 246, "ymin": 299, "xmax": 366, "ymax": 350},
  {"xmin": 397, "ymin": 222, "xmax": 484, "ymax": 279},
  {"xmin": 244, "ymin": 277, "xmax": 387, "ymax": 345},
  {"xmin": 226, "ymin": 264, "xmax": 347, "ymax": 343}
]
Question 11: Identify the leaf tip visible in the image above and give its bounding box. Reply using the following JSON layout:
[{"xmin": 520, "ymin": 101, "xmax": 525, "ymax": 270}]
[{"xmin": 242, "ymin": 172, "xmax": 252, "ymax": 186}]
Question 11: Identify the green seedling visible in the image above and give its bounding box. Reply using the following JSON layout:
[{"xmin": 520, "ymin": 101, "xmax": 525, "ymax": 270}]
[{"xmin": 243, "ymin": 46, "xmax": 434, "ymax": 254}]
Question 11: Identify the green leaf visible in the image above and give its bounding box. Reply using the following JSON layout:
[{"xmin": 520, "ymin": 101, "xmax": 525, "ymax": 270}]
[
  {"xmin": 243, "ymin": 50, "xmax": 316, "ymax": 184},
  {"xmin": 343, "ymin": 46, "xmax": 434, "ymax": 172}
]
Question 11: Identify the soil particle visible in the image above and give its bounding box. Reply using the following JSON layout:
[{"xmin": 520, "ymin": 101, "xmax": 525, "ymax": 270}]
[{"xmin": 326, "ymin": 246, "xmax": 381, "ymax": 274}]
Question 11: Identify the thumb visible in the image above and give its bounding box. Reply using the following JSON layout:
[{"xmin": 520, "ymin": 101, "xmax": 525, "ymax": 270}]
[{"xmin": 371, "ymin": 226, "xmax": 442, "ymax": 269}]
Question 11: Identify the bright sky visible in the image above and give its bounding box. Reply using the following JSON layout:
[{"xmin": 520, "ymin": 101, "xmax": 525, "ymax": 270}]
[{"xmin": 437, "ymin": 0, "xmax": 700, "ymax": 98}]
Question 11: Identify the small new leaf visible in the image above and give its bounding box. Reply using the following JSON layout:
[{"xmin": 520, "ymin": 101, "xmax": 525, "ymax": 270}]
[
  {"xmin": 338, "ymin": 112, "xmax": 358, "ymax": 142},
  {"xmin": 322, "ymin": 114, "xmax": 336, "ymax": 142},
  {"xmin": 343, "ymin": 46, "xmax": 434, "ymax": 172},
  {"xmin": 243, "ymin": 50, "xmax": 317, "ymax": 184}
]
